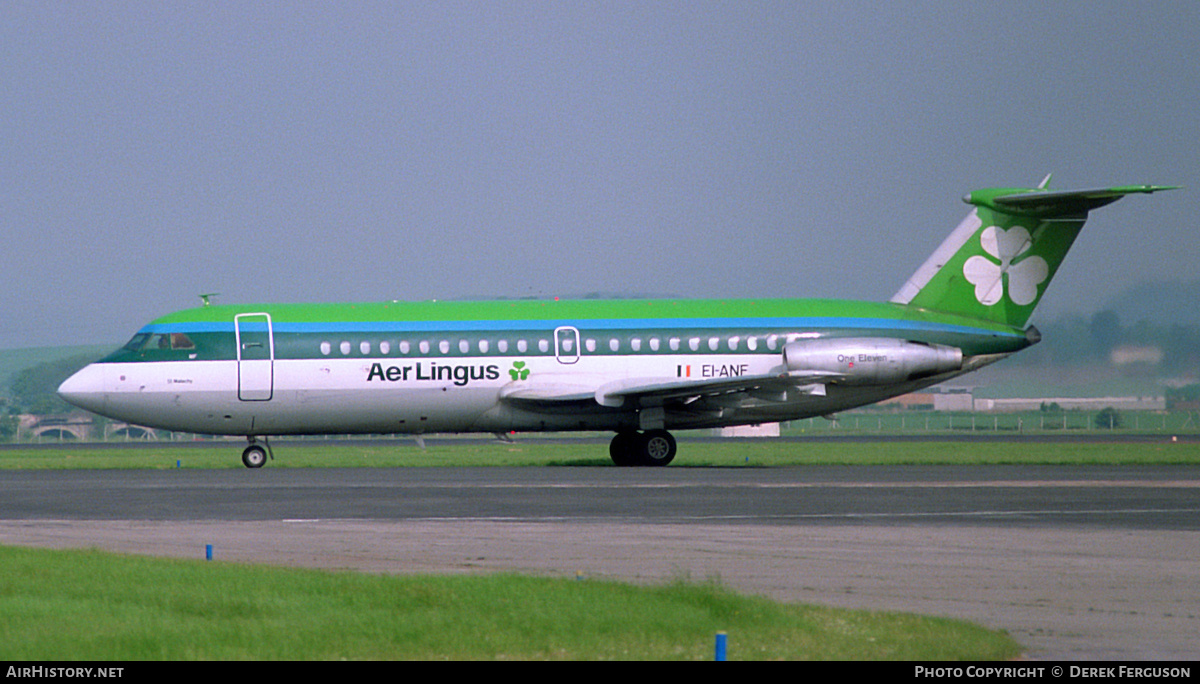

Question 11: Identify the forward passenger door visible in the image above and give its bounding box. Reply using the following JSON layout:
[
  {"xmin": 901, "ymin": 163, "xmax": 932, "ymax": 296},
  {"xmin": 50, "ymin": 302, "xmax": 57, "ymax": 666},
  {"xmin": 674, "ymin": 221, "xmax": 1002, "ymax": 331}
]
[{"xmin": 235, "ymin": 313, "xmax": 274, "ymax": 401}]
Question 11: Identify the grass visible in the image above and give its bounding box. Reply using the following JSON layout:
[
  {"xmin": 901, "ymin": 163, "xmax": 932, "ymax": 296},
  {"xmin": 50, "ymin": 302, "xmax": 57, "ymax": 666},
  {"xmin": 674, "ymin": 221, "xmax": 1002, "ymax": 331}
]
[
  {"xmin": 782, "ymin": 409, "xmax": 1200, "ymax": 434},
  {"xmin": 1, "ymin": 436, "xmax": 1198, "ymax": 469},
  {"xmin": 0, "ymin": 545, "xmax": 1021, "ymax": 661}
]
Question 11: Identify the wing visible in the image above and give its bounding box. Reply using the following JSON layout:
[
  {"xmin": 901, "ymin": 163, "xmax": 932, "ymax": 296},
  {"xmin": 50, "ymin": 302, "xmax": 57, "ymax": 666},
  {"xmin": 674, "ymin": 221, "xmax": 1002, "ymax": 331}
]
[
  {"xmin": 595, "ymin": 371, "xmax": 840, "ymax": 407},
  {"xmin": 499, "ymin": 382, "xmax": 598, "ymax": 405},
  {"xmin": 499, "ymin": 370, "xmax": 840, "ymax": 412}
]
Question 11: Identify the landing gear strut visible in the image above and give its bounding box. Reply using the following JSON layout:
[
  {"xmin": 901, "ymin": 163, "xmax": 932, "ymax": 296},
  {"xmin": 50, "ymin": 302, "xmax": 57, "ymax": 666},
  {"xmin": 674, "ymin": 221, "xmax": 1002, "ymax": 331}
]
[
  {"xmin": 609, "ymin": 429, "xmax": 676, "ymax": 467},
  {"xmin": 242, "ymin": 437, "xmax": 272, "ymax": 468}
]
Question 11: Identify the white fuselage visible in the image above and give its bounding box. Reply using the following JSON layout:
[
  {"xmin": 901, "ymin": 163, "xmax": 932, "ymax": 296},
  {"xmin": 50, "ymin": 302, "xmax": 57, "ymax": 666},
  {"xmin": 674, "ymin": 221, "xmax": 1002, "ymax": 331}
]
[{"xmin": 58, "ymin": 348, "xmax": 965, "ymax": 437}]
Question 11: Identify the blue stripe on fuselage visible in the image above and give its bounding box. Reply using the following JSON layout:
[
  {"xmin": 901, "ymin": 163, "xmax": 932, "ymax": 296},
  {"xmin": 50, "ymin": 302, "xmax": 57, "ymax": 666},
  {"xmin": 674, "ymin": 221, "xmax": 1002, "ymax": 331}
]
[{"xmin": 139, "ymin": 316, "xmax": 1021, "ymax": 338}]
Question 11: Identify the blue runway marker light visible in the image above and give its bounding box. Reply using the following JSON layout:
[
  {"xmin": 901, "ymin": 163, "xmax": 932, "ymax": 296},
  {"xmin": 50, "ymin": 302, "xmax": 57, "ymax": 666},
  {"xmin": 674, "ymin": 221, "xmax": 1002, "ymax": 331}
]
[
  {"xmin": 715, "ymin": 631, "xmax": 727, "ymax": 661},
  {"xmin": 205, "ymin": 544, "xmax": 213, "ymax": 561}
]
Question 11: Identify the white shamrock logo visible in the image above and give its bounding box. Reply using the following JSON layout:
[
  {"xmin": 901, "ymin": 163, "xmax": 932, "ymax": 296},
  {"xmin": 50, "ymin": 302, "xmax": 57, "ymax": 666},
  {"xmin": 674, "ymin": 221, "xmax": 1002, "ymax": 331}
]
[{"xmin": 963, "ymin": 226, "xmax": 1048, "ymax": 306}]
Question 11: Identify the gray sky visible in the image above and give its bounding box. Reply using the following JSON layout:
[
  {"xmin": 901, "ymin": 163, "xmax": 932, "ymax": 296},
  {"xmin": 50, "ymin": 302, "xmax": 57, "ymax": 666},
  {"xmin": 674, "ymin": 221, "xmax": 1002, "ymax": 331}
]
[{"xmin": 2, "ymin": 1, "xmax": 1197, "ymax": 349}]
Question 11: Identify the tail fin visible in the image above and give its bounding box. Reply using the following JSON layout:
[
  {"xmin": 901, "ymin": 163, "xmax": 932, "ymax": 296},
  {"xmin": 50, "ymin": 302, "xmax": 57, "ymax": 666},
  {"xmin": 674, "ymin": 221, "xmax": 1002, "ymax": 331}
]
[{"xmin": 891, "ymin": 181, "xmax": 1177, "ymax": 328}]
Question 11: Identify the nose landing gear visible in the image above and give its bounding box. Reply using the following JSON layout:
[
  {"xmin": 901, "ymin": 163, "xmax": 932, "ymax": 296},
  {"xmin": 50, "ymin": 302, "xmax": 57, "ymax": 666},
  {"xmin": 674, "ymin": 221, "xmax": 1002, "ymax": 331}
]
[{"xmin": 242, "ymin": 437, "xmax": 272, "ymax": 468}]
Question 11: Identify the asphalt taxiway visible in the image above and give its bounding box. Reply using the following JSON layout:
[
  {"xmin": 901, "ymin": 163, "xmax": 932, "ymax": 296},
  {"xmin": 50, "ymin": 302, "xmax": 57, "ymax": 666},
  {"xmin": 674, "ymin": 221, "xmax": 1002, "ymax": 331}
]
[{"xmin": 1, "ymin": 464, "xmax": 1197, "ymax": 660}]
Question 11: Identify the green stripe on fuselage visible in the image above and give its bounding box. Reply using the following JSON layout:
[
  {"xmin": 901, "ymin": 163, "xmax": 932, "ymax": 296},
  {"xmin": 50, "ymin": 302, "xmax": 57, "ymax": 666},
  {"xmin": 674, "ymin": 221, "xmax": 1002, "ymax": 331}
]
[
  {"xmin": 100, "ymin": 298, "xmax": 1030, "ymax": 363},
  {"xmin": 148, "ymin": 298, "xmax": 1018, "ymax": 327}
]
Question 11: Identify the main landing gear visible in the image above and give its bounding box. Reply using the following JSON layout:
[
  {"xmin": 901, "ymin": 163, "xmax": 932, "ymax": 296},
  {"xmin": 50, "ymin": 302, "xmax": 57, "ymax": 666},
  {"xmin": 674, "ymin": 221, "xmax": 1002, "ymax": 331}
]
[
  {"xmin": 609, "ymin": 429, "xmax": 677, "ymax": 467},
  {"xmin": 242, "ymin": 437, "xmax": 272, "ymax": 469}
]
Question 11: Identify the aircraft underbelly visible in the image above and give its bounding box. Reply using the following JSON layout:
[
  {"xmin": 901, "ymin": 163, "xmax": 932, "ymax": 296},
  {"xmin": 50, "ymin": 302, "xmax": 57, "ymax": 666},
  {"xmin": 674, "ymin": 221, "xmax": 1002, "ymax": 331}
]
[
  {"xmin": 85, "ymin": 360, "xmax": 502, "ymax": 435},
  {"xmin": 267, "ymin": 387, "xmax": 499, "ymax": 434},
  {"xmin": 98, "ymin": 387, "xmax": 503, "ymax": 435}
]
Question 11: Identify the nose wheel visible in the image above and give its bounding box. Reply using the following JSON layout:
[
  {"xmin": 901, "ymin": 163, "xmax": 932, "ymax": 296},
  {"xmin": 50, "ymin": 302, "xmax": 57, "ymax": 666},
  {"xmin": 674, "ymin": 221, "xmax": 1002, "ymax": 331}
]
[
  {"xmin": 609, "ymin": 429, "xmax": 676, "ymax": 467},
  {"xmin": 242, "ymin": 437, "xmax": 272, "ymax": 468}
]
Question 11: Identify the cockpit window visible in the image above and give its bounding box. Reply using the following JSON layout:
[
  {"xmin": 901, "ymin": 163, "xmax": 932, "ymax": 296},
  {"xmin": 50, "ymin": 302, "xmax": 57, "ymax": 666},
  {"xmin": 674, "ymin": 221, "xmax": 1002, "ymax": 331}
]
[
  {"xmin": 122, "ymin": 333, "xmax": 151, "ymax": 351},
  {"xmin": 170, "ymin": 333, "xmax": 195, "ymax": 350},
  {"xmin": 122, "ymin": 332, "xmax": 196, "ymax": 352}
]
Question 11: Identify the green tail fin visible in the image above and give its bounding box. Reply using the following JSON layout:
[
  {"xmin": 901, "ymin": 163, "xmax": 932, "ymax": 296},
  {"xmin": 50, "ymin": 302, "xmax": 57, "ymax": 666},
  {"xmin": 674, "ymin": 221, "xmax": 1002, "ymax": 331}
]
[{"xmin": 891, "ymin": 182, "xmax": 1177, "ymax": 328}]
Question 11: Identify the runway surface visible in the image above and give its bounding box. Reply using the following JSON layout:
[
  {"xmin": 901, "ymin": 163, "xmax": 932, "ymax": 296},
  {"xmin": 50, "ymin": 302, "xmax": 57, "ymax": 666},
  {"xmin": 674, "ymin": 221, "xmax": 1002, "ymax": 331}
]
[{"xmin": 2, "ymin": 464, "xmax": 1198, "ymax": 660}]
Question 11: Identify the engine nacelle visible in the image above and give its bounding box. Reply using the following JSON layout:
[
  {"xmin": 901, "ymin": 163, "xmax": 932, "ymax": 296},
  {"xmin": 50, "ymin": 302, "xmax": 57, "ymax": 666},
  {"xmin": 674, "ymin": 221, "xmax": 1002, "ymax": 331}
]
[{"xmin": 782, "ymin": 337, "xmax": 963, "ymax": 385}]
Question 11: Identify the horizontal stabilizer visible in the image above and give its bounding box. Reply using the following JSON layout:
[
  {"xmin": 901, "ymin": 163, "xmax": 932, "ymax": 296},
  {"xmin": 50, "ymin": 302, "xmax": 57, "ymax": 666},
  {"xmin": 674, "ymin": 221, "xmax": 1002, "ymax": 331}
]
[{"xmin": 964, "ymin": 185, "xmax": 1178, "ymax": 218}]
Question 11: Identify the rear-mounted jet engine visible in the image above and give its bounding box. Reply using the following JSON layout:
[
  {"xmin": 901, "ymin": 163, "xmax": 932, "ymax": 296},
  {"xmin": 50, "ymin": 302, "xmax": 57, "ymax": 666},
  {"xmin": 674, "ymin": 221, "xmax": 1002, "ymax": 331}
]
[{"xmin": 782, "ymin": 338, "xmax": 963, "ymax": 385}]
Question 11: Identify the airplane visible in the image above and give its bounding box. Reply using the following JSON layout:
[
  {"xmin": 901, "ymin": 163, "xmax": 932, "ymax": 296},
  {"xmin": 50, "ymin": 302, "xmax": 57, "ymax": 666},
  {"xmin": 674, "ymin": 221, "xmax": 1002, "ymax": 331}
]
[{"xmin": 58, "ymin": 179, "xmax": 1175, "ymax": 468}]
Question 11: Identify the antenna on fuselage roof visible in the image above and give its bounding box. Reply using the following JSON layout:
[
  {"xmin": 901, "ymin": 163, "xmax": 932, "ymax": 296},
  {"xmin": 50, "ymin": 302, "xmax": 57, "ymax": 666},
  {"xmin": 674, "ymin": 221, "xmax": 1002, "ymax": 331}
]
[{"xmin": 199, "ymin": 293, "xmax": 220, "ymax": 307}]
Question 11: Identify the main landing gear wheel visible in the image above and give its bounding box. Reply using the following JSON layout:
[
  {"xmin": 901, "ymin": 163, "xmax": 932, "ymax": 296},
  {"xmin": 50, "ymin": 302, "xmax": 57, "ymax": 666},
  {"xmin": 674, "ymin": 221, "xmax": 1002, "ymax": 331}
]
[
  {"xmin": 609, "ymin": 431, "xmax": 641, "ymax": 467},
  {"xmin": 640, "ymin": 429, "xmax": 676, "ymax": 466},
  {"xmin": 242, "ymin": 440, "xmax": 269, "ymax": 469},
  {"xmin": 609, "ymin": 429, "xmax": 677, "ymax": 467}
]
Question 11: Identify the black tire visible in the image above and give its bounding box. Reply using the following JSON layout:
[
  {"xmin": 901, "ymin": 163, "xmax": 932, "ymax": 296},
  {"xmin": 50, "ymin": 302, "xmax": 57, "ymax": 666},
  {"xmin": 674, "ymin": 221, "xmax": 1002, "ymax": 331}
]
[
  {"xmin": 242, "ymin": 444, "xmax": 268, "ymax": 468},
  {"xmin": 609, "ymin": 430, "xmax": 641, "ymax": 466},
  {"xmin": 637, "ymin": 429, "xmax": 676, "ymax": 467}
]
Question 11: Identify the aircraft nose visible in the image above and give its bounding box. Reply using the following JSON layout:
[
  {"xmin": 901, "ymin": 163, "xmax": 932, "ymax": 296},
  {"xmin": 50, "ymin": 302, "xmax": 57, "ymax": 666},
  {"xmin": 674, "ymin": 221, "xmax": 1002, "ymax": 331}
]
[{"xmin": 57, "ymin": 364, "xmax": 107, "ymax": 414}]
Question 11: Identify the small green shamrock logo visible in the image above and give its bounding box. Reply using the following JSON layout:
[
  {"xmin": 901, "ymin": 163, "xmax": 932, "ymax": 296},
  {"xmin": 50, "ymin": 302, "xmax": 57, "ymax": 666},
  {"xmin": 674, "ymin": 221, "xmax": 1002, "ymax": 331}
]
[{"xmin": 509, "ymin": 361, "xmax": 530, "ymax": 381}]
